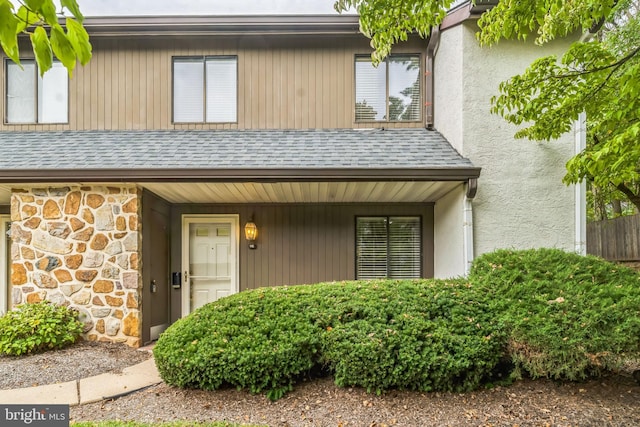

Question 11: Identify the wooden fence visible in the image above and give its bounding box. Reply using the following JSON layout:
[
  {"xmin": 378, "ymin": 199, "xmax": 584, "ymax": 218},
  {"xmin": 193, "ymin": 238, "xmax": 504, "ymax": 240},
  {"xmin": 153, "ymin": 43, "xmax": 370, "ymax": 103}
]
[{"xmin": 587, "ymin": 214, "xmax": 640, "ymax": 262}]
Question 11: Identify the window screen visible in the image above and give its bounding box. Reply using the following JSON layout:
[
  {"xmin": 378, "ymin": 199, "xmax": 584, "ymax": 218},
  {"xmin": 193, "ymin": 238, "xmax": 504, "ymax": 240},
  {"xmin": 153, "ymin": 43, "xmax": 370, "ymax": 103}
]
[{"xmin": 356, "ymin": 216, "xmax": 421, "ymax": 279}]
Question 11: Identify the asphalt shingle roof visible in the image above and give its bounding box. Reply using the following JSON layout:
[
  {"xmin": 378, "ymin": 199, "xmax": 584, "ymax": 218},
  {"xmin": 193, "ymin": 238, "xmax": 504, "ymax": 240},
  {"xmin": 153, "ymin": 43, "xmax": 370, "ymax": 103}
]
[{"xmin": 0, "ymin": 129, "xmax": 474, "ymax": 171}]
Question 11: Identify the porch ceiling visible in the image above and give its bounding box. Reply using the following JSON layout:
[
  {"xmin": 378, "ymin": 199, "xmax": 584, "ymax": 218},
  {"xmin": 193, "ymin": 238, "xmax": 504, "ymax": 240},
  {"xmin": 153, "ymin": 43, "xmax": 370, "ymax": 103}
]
[{"xmin": 0, "ymin": 181, "xmax": 461, "ymax": 205}]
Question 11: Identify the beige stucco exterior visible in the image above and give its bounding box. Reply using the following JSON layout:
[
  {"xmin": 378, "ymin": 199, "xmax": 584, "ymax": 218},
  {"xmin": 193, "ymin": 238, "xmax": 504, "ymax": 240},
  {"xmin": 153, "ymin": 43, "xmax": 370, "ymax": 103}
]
[{"xmin": 433, "ymin": 22, "xmax": 577, "ymax": 277}]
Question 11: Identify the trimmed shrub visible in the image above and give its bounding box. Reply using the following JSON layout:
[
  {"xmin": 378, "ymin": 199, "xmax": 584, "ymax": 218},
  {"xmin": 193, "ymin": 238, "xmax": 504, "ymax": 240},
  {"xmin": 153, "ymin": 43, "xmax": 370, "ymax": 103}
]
[
  {"xmin": 318, "ymin": 280, "xmax": 505, "ymax": 393},
  {"xmin": 154, "ymin": 279, "xmax": 505, "ymax": 399},
  {"xmin": 154, "ymin": 286, "xmax": 322, "ymax": 400},
  {"xmin": 0, "ymin": 301, "xmax": 83, "ymax": 356},
  {"xmin": 470, "ymin": 248, "xmax": 640, "ymax": 381}
]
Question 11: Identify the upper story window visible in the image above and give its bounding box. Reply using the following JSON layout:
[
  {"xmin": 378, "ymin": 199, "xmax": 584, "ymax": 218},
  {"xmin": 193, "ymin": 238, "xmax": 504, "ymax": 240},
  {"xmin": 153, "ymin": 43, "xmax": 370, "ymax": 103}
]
[
  {"xmin": 173, "ymin": 56, "xmax": 237, "ymax": 123},
  {"xmin": 356, "ymin": 216, "xmax": 422, "ymax": 279},
  {"xmin": 5, "ymin": 60, "xmax": 68, "ymax": 124},
  {"xmin": 355, "ymin": 55, "xmax": 421, "ymax": 122}
]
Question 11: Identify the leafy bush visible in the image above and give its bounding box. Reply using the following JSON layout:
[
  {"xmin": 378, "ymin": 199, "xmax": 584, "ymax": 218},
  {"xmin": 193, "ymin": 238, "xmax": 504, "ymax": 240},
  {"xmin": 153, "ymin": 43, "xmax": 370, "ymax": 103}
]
[
  {"xmin": 154, "ymin": 279, "xmax": 505, "ymax": 399},
  {"xmin": 0, "ymin": 301, "xmax": 83, "ymax": 356},
  {"xmin": 154, "ymin": 286, "xmax": 321, "ymax": 400},
  {"xmin": 470, "ymin": 248, "xmax": 640, "ymax": 381},
  {"xmin": 155, "ymin": 248, "xmax": 640, "ymax": 399},
  {"xmin": 317, "ymin": 280, "xmax": 505, "ymax": 393}
]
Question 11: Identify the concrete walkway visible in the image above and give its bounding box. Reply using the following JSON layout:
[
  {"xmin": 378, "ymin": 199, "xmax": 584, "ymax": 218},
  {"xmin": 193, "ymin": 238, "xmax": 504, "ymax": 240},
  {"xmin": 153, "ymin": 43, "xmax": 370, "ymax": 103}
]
[{"xmin": 0, "ymin": 357, "xmax": 162, "ymax": 406}]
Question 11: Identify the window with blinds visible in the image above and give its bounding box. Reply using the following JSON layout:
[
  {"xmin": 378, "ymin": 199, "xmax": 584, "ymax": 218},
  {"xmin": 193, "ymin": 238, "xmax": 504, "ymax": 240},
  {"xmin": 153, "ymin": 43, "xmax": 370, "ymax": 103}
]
[
  {"xmin": 173, "ymin": 56, "xmax": 237, "ymax": 123},
  {"xmin": 356, "ymin": 216, "xmax": 421, "ymax": 279},
  {"xmin": 6, "ymin": 60, "xmax": 68, "ymax": 124},
  {"xmin": 354, "ymin": 55, "xmax": 421, "ymax": 122}
]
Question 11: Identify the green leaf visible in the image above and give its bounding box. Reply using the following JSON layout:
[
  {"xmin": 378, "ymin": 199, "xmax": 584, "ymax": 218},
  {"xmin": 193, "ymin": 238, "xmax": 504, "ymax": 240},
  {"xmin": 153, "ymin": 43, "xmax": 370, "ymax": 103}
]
[
  {"xmin": 61, "ymin": 0, "xmax": 83, "ymax": 23},
  {"xmin": 30, "ymin": 26, "xmax": 52, "ymax": 75},
  {"xmin": 16, "ymin": 5, "xmax": 42, "ymax": 33},
  {"xmin": 0, "ymin": 0, "xmax": 20, "ymax": 65},
  {"xmin": 50, "ymin": 24, "xmax": 76, "ymax": 76},
  {"xmin": 24, "ymin": 0, "xmax": 45, "ymax": 10},
  {"xmin": 66, "ymin": 18, "xmax": 91, "ymax": 65},
  {"xmin": 38, "ymin": 0, "xmax": 58, "ymax": 26}
]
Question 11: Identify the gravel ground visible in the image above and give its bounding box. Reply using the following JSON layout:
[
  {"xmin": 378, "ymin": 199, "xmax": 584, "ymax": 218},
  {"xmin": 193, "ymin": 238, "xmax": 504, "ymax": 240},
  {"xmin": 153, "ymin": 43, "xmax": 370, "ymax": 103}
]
[
  {"xmin": 2, "ymin": 341, "xmax": 639, "ymax": 426},
  {"xmin": 0, "ymin": 340, "xmax": 152, "ymax": 390}
]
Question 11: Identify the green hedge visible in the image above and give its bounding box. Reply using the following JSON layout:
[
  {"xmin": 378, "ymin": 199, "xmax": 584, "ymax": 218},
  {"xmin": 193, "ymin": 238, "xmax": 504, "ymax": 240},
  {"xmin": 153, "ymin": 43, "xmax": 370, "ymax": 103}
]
[
  {"xmin": 154, "ymin": 248, "xmax": 640, "ymax": 399},
  {"xmin": 154, "ymin": 279, "xmax": 504, "ymax": 399},
  {"xmin": 469, "ymin": 248, "xmax": 640, "ymax": 380}
]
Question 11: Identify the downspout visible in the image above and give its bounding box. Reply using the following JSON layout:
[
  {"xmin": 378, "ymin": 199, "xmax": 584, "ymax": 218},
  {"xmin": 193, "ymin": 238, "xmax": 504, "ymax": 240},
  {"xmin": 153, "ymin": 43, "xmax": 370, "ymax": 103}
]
[
  {"xmin": 574, "ymin": 112, "xmax": 587, "ymax": 254},
  {"xmin": 574, "ymin": 30, "xmax": 592, "ymax": 255},
  {"xmin": 464, "ymin": 178, "xmax": 478, "ymax": 274},
  {"xmin": 425, "ymin": 25, "xmax": 440, "ymax": 130}
]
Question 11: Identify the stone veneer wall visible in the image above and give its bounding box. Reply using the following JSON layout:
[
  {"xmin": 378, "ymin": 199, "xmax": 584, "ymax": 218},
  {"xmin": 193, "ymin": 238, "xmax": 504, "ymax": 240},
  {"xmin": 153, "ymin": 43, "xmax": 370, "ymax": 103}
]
[{"xmin": 9, "ymin": 185, "xmax": 142, "ymax": 347}]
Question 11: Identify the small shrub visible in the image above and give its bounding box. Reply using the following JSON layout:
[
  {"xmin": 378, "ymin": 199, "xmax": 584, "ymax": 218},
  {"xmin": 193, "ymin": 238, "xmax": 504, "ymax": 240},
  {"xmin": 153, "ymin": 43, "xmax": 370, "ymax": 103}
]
[
  {"xmin": 0, "ymin": 301, "xmax": 83, "ymax": 356},
  {"xmin": 470, "ymin": 248, "xmax": 640, "ymax": 381}
]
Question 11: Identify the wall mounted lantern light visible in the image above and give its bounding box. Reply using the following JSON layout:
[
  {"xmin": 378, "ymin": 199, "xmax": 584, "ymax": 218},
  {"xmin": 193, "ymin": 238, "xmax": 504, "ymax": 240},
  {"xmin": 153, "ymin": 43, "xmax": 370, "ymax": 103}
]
[{"xmin": 244, "ymin": 217, "xmax": 258, "ymax": 249}]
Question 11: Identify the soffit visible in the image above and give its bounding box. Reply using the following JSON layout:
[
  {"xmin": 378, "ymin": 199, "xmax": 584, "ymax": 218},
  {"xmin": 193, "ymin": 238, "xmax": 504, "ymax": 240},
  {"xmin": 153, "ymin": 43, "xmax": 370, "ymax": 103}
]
[{"xmin": 0, "ymin": 181, "xmax": 460, "ymax": 205}]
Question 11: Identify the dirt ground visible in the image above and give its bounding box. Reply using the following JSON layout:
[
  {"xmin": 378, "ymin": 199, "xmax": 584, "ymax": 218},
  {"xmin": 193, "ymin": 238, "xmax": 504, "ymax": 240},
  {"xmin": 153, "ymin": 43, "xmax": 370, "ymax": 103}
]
[{"xmin": 2, "ymin": 341, "xmax": 639, "ymax": 426}]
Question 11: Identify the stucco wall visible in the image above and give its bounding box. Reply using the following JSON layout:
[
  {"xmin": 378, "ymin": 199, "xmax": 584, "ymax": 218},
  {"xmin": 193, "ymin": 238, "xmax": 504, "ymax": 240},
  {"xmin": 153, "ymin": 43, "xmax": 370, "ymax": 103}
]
[
  {"xmin": 433, "ymin": 26, "xmax": 464, "ymax": 154},
  {"xmin": 433, "ymin": 23, "xmax": 576, "ymax": 275},
  {"xmin": 460, "ymin": 22, "xmax": 575, "ymax": 255},
  {"xmin": 434, "ymin": 185, "xmax": 465, "ymax": 278},
  {"xmin": 9, "ymin": 186, "xmax": 142, "ymax": 346}
]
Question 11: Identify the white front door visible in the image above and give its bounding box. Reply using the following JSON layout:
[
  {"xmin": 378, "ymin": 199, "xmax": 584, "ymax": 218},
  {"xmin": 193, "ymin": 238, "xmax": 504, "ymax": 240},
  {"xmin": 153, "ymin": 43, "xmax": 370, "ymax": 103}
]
[
  {"xmin": 0, "ymin": 215, "xmax": 9, "ymax": 314},
  {"xmin": 182, "ymin": 215, "xmax": 239, "ymax": 316}
]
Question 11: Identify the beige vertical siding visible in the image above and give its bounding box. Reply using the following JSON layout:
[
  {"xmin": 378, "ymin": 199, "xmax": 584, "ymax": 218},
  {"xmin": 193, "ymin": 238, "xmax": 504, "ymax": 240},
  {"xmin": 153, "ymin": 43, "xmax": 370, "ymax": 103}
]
[
  {"xmin": 1, "ymin": 35, "xmax": 425, "ymax": 131},
  {"xmin": 169, "ymin": 203, "xmax": 434, "ymax": 296}
]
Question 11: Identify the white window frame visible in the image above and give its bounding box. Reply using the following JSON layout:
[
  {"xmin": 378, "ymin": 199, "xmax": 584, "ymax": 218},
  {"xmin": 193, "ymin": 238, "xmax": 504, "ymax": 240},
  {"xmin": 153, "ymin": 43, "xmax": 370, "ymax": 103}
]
[
  {"xmin": 172, "ymin": 56, "xmax": 238, "ymax": 124},
  {"xmin": 354, "ymin": 54, "xmax": 422, "ymax": 123},
  {"xmin": 356, "ymin": 216, "xmax": 423, "ymax": 279},
  {"xmin": 4, "ymin": 59, "xmax": 69, "ymax": 124}
]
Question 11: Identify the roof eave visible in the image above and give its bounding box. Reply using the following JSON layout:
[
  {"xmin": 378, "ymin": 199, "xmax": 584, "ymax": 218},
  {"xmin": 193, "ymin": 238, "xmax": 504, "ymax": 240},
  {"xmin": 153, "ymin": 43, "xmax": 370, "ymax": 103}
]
[
  {"xmin": 0, "ymin": 167, "xmax": 481, "ymax": 183},
  {"xmin": 77, "ymin": 15, "xmax": 362, "ymax": 36}
]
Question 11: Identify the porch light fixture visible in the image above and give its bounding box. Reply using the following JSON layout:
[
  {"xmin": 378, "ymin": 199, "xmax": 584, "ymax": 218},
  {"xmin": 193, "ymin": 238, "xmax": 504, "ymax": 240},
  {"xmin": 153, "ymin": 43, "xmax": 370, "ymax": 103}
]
[{"xmin": 244, "ymin": 217, "xmax": 258, "ymax": 249}]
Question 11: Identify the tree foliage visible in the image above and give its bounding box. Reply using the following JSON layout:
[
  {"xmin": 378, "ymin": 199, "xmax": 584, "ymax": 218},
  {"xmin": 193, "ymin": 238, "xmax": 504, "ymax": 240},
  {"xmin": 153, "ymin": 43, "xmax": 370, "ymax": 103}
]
[
  {"xmin": 0, "ymin": 0, "xmax": 91, "ymax": 76},
  {"xmin": 490, "ymin": 0, "xmax": 640, "ymax": 210}
]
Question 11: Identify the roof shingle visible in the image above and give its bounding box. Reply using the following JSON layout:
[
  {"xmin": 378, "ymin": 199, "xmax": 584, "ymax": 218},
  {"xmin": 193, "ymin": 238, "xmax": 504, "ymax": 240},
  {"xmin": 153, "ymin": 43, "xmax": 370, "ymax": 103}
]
[{"xmin": 0, "ymin": 128, "xmax": 474, "ymax": 171}]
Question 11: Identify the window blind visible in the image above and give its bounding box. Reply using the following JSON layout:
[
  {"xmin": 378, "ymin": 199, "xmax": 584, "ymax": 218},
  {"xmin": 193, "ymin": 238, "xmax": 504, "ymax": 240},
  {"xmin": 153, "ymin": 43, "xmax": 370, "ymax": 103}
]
[
  {"xmin": 355, "ymin": 58, "xmax": 386, "ymax": 121},
  {"xmin": 356, "ymin": 216, "xmax": 421, "ymax": 279},
  {"xmin": 173, "ymin": 59, "xmax": 205, "ymax": 123},
  {"xmin": 38, "ymin": 62, "xmax": 68, "ymax": 124},
  {"xmin": 206, "ymin": 57, "xmax": 237, "ymax": 123},
  {"xmin": 355, "ymin": 55, "xmax": 421, "ymax": 122},
  {"xmin": 6, "ymin": 62, "xmax": 36, "ymax": 123},
  {"xmin": 388, "ymin": 217, "xmax": 421, "ymax": 278}
]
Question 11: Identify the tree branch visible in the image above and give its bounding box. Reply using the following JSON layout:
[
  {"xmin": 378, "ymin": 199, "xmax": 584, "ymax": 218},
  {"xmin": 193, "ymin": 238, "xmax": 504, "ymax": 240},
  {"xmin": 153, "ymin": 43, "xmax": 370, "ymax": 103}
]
[{"xmin": 616, "ymin": 183, "xmax": 640, "ymax": 211}]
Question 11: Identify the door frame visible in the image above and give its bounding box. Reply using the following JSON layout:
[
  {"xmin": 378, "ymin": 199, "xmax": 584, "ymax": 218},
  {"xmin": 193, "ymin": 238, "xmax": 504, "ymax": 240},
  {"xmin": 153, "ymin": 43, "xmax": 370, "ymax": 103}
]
[
  {"xmin": 181, "ymin": 214, "xmax": 240, "ymax": 317},
  {"xmin": 0, "ymin": 215, "xmax": 9, "ymax": 314}
]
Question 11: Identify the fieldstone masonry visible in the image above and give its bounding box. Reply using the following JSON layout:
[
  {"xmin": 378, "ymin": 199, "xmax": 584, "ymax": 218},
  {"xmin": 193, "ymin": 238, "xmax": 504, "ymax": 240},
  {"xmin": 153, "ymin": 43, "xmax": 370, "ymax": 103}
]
[{"xmin": 10, "ymin": 185, "xmax": 142, "ymax": 347}]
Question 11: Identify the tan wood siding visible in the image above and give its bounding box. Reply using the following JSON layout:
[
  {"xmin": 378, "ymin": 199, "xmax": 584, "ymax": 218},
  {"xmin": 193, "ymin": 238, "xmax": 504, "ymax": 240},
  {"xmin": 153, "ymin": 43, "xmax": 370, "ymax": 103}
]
[
  {"xmin": 1, "ymin": 36, "xmax": 425, "ymax": 131},
  {"xmin": 170, "ymin": 203, "xmax": 434, "ymax": 296}
]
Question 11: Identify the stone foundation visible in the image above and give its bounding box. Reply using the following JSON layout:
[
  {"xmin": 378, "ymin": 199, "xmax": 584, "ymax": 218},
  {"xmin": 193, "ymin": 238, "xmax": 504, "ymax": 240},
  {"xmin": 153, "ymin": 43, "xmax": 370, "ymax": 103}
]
[{"xmin": 10, "ymin": 185, "xmax": 142, "ymax": 347}]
